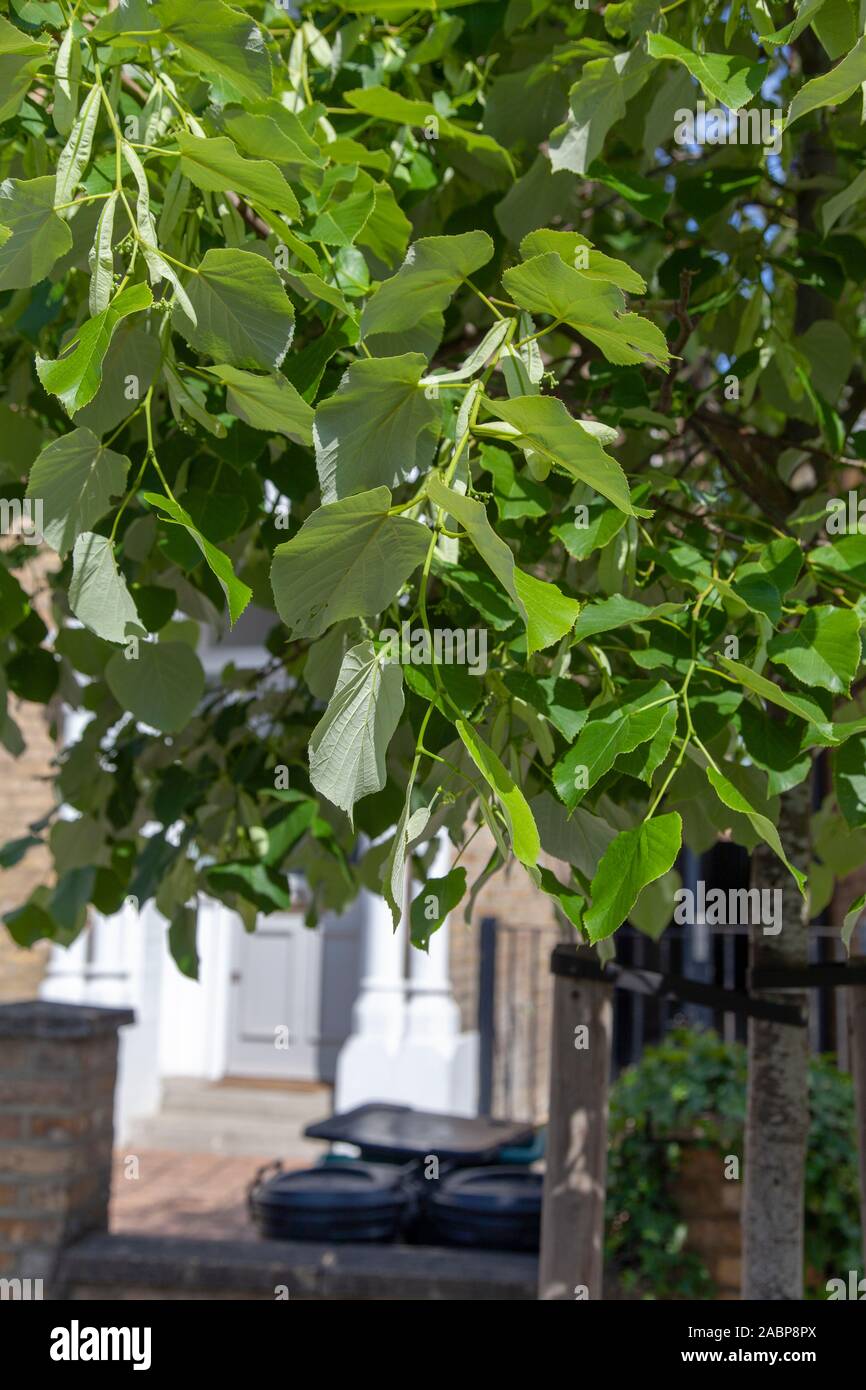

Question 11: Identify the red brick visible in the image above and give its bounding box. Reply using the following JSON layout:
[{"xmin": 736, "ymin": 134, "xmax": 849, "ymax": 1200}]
[
  {"xmin": 67, "ymin": 1177, "xmax": 101, "ymax": 1210},
  {"xmin": 0, "ymin": 1215, "xmax": 63, "ymax": 1245},
  {"xmin": 20, "ymin": 1184, "xmax": 72, "ymax": 1215},
  {"xmin": 715, "ymin": 1256, "xmax": 741, "ymax": 1288},
  {"xmin": 0, "ymin": 1147, "xmax": 77, "ymax": 1177},
  {"xmin": 0, "ymin": 1079, "xmax": 78, "ymax": 1108},
  {"xmin": 0, "ymin": 1117, "xmax": 23, "ymax": 1141},
  {"xmin": 686, "ymin": 1217, "xmax": 741, "ymax": 1255},
  {"xmin": 0, "ymin": 1183, "xmax": 18, "ymax": 1207},
  {"xmin": 29, "ymin": 1114, "xmax": 88, "ymax": 1143},
  {"xmin": 0, "ymin": 1041, "xmax": 35, "ymax": 1072}
]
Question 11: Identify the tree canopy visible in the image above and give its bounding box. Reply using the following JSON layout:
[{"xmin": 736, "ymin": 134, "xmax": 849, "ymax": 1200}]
[{"xmin": 2, "ymin": 0, "xmax": 866, "ymax": 973}]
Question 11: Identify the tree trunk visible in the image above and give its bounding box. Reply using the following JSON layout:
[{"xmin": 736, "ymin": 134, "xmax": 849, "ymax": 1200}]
[
  {"xmin": 848, "ymin": 964, "xmax": 866, "ymax": 1269},
  {"xmin": 741, "ymin": 35, "xmax": 831, "ymax": 1300},
  {"xmin": 741, "ymin": 778, "xmax": 811, "ymax": 1299}
]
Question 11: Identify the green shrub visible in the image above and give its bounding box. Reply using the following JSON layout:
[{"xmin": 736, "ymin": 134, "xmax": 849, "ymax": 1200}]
[{"xmin": 605, "ymin": 1028, "xmax": 862, "ymax": 1300}]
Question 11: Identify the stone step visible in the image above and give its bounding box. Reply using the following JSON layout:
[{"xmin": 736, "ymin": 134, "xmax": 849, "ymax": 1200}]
[
  {"xmin": 125, "ymin": 1112, "xmax": 329, "ymax": 1161},
  {"xmin": 124, "ymin": 1077, "xmax": 334, "ymax": 1159},
  {"xmin": 158, "ymin": 1077, "xmax": 332, "ymax": 1123}
]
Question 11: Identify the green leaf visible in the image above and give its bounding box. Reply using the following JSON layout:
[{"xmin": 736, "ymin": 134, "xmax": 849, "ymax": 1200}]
[
  {"xmin": 810, "ymin": 534, "xmax": 866, "ymax": 585},
  {"xmin": 283, "ymin": 267, "xmax": 352, "ymax": 316},
  {"xmin": 152, "ymin": 0, "xmax": 272, "ymax": 103},
  {"xmin": 314, "ymin": 353, "xmax": 439, "ymax": 503},
  {"xmin": 503, "ymin": 672, "xmax": 587, "ymax": 740},
  {"xmin": 834, "ymin": 733, "xmax": 866, "ymax": 829},
  {"xmin": 50, "ymin": 815, "xmax": 111, "ymax": 873},
  {"xmin": 26, "ymin": 427, "xmax": 129, "ymax": 557},
  {"xmin": 785, "ymin": 35, "xmax": 866, "ymax": 127},
  {"xmin": 223, "ymin": 104, "xmax": 324, "ymax": 169},
  {"xmin": 0, "ymin": 568, "xmax": 28, "ymax": 636},
  {"xmin": 479, "ymin": 443, "xmax": 547, "ymax": 519},
  {"xmin": 536, "ymin": 864, "xmax": 584, "ymax": 930},
  {"xmin": 629, "ymin": 867, "xmax": 682, "ymax": 941},
  {"xmin": 552, "ymin": 498, "xmax": 628, "ymax": 559},
  {"xmin": 432, "ymin": 556, "xmax": 520, "ymax": 630},
  {"xmin": 203, "ymin": 365, "xmax": 313, "ymax": 444},
  {"xmin": 165, "ymin": 362, "xmax": 227, "ymax": 438},
  {"xmin": 206, "ymin": 860, "xmax": 291, "ymax": 914},
  {"xmin": 760, "ymin": 0, "xmax": 828, "ymax": 45},
  {"xmin": 809, "ymin": 0, "xmax": 855, "ymax": 58},
  {"xmin": 309, "ymin": 640, "xmax": 405, "ymax": 823},
  {"xmin": 0, "ymin": 834, "xmax": 41, "ymax": 870},
  {"xmin": 553, "ymin": 679, "xmax": 677, "ymax": 810},
  {"xmin": 842, "ymin": 890, "xmax": 866, "ymax": 952},
  {"xmin": 410, "ymin": 867, "xmax": 467, "ymax": 950},
  {"xmin": 168, "ymin": 905, "xmax": 199, "ymax": 980},
  {"xmin": 572, "ymin": 594, "xmax": 682, "ymax": 642},
  {"xmin": 173, "ymin": 248, "xmax": 295, "ymax": 371},
  {"xmin": 481, "ymin": 395, "xmax": 641, "ymax": 515},
  {"xmin": 359, "ymin": 180, "xmax": 413, "ymax": 267},
  {"xmin": 585, "ymin": 812, "xmax": 682, "ymax": 944},
  {"xmin": 502, "ymin": 255, "xmax": 670, "ymax": 367},
  {"xmin": 617, "ymin": 700, "xmax": 678, "ymax": 784},
  {"xmin": 586, "ymin": 161, "xmax": 671, "ymax": 228},
  {"xmin": 646, "ymin": 33, "xmax": 766, "ymax": 110},
  {"xmin": 142, "ymin": 492, "xmax": 252, "ymax": 626},
  {"xmin": 36, "ymin": 282, "xmax": 153, "ymax": 416},
  {"xmin": 426, "ymin": 322, "xmax": 513, "ymax": 387},
  {"xmin": 106, "ymin": 640, "xmax": 206, "ymax": 733},
  {"xmin": 344, "ymin": 86, "xmax": 513, "ymax": 173},
  {"xmin": 308, "ymin": 168, "xmax": 377, "ymax": 248},
  {"xmin": 0, "ymin": 13, "xmax": 50, "ymax": 124},
  {"xmin": 716, "ymin": 656, "xmax": 835, "ymax": 734},
  {"xmin": 271, "ymin": 487, "xmax": 430, "ymax": 639},
  {"xmin": 739, "ymin": 703, "xmax": 810, "ymax": 797},
  {"xmin": 426, "ymin": 474, "xmax": 580, "ymax": 654},
  {"xmin": 519, "ymin": 229, "xmax": 647, "ymax": 294},
  {"xmin": 383, "ymin": 796, "xmax": 432, "ymax": 927},
  {"xmin": 549, "ymin": 46, "xmax": 652, "ymax": 177},
  {"xmin": 177, "ymin": 133, "xmax": 300, "ymax": 221},
  {"xmin": 361, "ymin": 231, "xmax": 494, "ymax": 353},
  {"xmin": 456, "ymin": 719, "xmax": 540, "ymax": 866},
  {"xmin": 55, "ymin": 83, "xmax": 100, "ymax": 209},
  {"xmin": 820, "ymin": 168, "xmax": 866, "ymax": 236},
  {"xmin": 767, "ymin": 605, "xmax": 861, "ymax": 695},
  {"xmin": 69, "ymin": 532, "xmax": 142, "ymax": 645},
  {"xmin": 706, "ymin": 764, "xmax": 807, "ymax": 895},
  {"xmin": 726, "ymin": 572, "xmax": 781, "ymax": 625},
  {"xmin": 88, "ymin": 190, "xmax": 118, "ymax": 317},
  {"xmin": 0, "ymin": 176, "xmax": 72, "ymax": 290},
  {"xmin": 121, "ymin": 141, "xmax": 195, "ymax": 321},
  {"xmin": 53, "ymin": 26, "xmax": 81, "ymax": 137},
  {"xmin": 531, "ymin": 790, "xmax": 615, "ymax": 879}
]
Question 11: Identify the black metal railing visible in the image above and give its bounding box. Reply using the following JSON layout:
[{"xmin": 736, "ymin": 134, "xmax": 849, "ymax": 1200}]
[{"xmin": 478, "ymin": 902, "xmax": 857, "ymax": 1122}]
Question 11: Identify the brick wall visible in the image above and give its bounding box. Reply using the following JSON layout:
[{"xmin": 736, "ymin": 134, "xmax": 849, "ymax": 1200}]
[
  {"xmin": 0, "ymin": 1001, "xmax": 132, "ymax": 1291},
  {"xmin": 0, "ymin": 552, "xmax": 57, "ymax": 1001},
  {"xmin": 676, "ymin": 1146, "xmax": 742, "ymax": 1298},
  {"xmin": 451, "ymin": 826, "xmax": 569, "ymax": 1122}
]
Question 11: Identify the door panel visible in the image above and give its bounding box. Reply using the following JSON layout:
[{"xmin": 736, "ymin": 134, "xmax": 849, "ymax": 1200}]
[
  {"xmin": 227, "ymin": 909, "xmax": 361, "ymax": 1081},
  {"xmin": 228, "ymin": 914, "xmax": 319, "ymax": 1079}
]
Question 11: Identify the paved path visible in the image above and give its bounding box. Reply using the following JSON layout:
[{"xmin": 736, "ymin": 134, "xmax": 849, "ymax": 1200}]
[{"xmin": 110, "ymin": 1149, "xmax": 308, "ymax": 1239}]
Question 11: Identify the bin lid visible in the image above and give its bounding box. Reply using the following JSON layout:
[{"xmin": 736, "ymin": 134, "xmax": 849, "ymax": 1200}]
[
  {"xmin": 252, "ymin": 1161, "xmax": 408, "ymax": 1212},
  {"xmin": 305, "ymin": 1104, "xmax": 534, "ymax": 1163},
  {"xmin": 432, "ymin": 1166, "xmax": 542, "ymax": 1216}
]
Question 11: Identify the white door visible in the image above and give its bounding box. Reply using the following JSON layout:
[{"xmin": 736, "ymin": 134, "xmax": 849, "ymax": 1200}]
[{"xmin": 227, "ymin": 909, "xmax": 361, "ymax": 1082}]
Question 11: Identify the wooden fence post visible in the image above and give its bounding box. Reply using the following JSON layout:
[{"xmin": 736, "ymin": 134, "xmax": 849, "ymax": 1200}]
[
  {"xmin": 848, "ymin": 956, "xmax": 866, "ymax": 1269},
  {"xmin": 538, "ymin": 944, "xmax": 613, "ymax": 1301}
]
